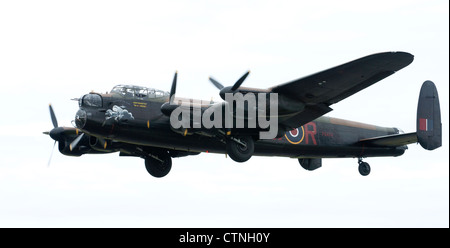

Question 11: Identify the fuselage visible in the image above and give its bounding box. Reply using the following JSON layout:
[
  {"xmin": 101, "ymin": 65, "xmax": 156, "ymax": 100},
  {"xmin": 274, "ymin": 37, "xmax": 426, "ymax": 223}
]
[{"xmin": 74, "ymin": 88, "xmax": 406, "ymax": 159}]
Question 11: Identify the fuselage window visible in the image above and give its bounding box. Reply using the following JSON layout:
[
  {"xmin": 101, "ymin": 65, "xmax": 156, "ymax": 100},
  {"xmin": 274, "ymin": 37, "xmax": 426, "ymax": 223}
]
[
  {"xmin": 135, "ymin": 88, "xmax": 148, "ymax": 98},
  {"xmin": 111, "ymin": 85, "xmax": 169, "ymax": 99},
  {"xmin": 155, "ymin": 90, "xmax": 165, "ymax": 97}
]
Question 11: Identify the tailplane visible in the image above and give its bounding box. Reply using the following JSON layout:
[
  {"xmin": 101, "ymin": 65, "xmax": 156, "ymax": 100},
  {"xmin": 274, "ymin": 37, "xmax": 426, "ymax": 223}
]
[
  {"xmin": 357, "ymin": 80, "xmax": 441, "ymax": 150},
  {"xmin": 417, "ymin": 80, "xmax": 442, "ymax": 150}
]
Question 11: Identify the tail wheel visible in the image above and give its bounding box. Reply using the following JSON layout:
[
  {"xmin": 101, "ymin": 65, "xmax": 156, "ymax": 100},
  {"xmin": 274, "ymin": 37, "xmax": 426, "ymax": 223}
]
[
  {"xmin": 358, "ymin": 161, "xmax": 371, "ymax": 176},
  {"xmin": 226, "ymin": 135, "xmax": 254, "ymax": 163},
  {"xmin": 145, "ymin": 153, "xmax": 172, "ymax": 178}
]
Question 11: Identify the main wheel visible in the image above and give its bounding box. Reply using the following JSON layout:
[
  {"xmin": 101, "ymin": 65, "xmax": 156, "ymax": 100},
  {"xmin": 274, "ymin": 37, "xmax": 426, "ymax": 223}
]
[
  {"xmin": 145, "ymin": 153, "xmax": 172, "ymax": 178},
  {"xmin": 358, "ymin": 161, "xmax": 371, "ymax": 176},
  {"xmin": 226, "ymin": 135, "xmax": 254, "ymax": 163}
]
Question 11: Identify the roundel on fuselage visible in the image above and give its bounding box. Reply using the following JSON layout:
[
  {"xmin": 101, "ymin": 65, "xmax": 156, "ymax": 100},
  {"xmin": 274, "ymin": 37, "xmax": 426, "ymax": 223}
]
[{"xmin": 284, "ymin": 126, "xmax": 305, "ymax": 144}]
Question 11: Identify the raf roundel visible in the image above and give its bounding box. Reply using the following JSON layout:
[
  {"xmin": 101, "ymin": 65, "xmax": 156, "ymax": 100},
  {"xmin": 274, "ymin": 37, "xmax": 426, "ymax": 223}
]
[{"xmin": 285, "ymin": 126, "xmax": 305, "ymax": 144}]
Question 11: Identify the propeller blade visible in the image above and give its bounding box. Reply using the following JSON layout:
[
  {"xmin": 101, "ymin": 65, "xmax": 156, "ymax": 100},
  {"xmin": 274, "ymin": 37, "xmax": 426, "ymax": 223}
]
[
  {"xmin": 98, "ymin": 137, "xmax": 108, "ymax": 149},
  {"xmin": 169, "ymin": 71, "xmax": 177, "ymax": 104},
  {"xmin": 69, "ymin": 133, "xmax": 85, "ymax": 151},
  {"xmin": 49, "ymin": 104, "xmax": 58, "ymax": 128},
  {"xmin": 48, "ymin": 140, "xmax": 56, "ymax": 167},
  {"xmin": 209, "ymin": 77, "xmax": 224, "ymax": 90},
  {"xmin": 231, "ymin": 70, "xmax": 250, "ymax": 91}
]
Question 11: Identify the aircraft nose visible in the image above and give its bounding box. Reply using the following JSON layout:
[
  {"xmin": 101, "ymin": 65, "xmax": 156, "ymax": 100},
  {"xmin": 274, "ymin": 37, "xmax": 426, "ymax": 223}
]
[{"xmin": 75, "ymin": 109, "xmax": 87, "ymax": 129}]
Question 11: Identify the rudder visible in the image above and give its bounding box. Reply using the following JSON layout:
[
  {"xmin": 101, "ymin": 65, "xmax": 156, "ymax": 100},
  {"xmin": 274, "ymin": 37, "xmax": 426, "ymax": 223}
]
[{"xmin": 417, "ymin": 80, "xmax": 442, "ymax": 150}]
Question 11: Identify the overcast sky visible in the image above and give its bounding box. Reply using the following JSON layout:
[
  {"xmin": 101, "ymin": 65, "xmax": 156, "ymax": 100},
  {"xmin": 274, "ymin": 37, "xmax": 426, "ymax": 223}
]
[{"xmin": 0, "ymin": 0, "xmax": 448, "ymax": 227}]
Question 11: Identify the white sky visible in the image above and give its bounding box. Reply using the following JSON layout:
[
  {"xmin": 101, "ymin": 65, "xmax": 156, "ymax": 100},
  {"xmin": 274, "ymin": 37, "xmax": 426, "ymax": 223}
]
[{"xmin": 0, "ymin": 0, "xmax": 448, "ymax": 227}]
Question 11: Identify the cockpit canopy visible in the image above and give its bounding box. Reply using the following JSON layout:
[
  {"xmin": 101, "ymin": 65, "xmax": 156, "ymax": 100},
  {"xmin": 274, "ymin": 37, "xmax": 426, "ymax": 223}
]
[{"xmin": 110, "ymin": 85, "xmax": 169, "ymax": 99}]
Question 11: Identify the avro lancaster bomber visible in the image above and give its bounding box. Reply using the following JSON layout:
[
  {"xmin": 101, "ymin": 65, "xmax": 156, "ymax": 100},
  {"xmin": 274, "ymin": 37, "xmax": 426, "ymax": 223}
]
[{"xmin": 44, "ymin": 52, "xmax": 442, "ymax": 177}]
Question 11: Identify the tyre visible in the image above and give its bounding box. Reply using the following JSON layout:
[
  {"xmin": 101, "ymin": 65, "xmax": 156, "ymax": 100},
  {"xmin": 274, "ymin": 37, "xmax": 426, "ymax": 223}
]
[
  {"xmin": 226, "ymin": 135, "xmax": 254, "ymax": 163},
  {"xmin": 358, "ymin": 161, "xmax": 371, "ymax": 176}
]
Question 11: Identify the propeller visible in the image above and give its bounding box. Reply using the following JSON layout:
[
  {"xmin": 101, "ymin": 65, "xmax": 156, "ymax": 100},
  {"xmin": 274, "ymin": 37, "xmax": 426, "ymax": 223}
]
[
  {"xmin": 161, "ymin": 71, "xmax": 180, "ymax": 116},
  {"xmin": 169, "ymin": 70, "xmax": 177, "ymax": 104},
  {"xmin": 45, "ymin": 104, "xmax": 62, "ymax": 139},
  {"xmin": 209, "ymin": 77, "xmax": 224, "ymax": 90},
  {"xmin": 231, "ymin": 70, "xmax": 250, "ymax": 91},
  {"xmin": 98, "ymin": 137, "xmax": 108, "ymax": 149},
  {"xmin": 209, "ymin": 70, "xmax": 250, "ymax": 100},
  {"xmin": 44, "ymin": 104, "xmax": 85, "ymax": 165},
  {"xmin": 44, "ymin": 104, "xmax": 60, "ymax": 166},
  {"xmin": 69, "ymin": 133, "xmax": 85, "ymax": 151},
  {"xmin": 49, "ymin": 104, "xmax": 58, "ymax": 128},
  {"xmin": 48, "ymin": 140, "xmax": 56, "ymax": 167}
]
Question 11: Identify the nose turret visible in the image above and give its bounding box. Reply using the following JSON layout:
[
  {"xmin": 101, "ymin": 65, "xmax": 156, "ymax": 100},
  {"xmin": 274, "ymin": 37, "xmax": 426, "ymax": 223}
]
[{"xmin": 75, "ymin": 93, "xmax": 103, "ymax": 130}]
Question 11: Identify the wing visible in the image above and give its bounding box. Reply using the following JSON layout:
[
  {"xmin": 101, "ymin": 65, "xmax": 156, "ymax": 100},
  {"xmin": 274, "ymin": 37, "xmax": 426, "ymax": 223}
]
[{"xmin": 270, "ymin": 52, "xmax": 414, "ymax": 129}]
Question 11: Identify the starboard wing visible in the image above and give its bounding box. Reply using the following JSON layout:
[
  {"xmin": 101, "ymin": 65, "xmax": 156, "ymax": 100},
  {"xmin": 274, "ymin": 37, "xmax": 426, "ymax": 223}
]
[{"xmin": 270, "ymin": 52, "xmax": 414, "ymax": 129}]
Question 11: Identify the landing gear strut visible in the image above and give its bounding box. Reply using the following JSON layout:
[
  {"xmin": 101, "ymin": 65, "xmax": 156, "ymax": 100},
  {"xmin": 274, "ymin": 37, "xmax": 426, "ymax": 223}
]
[
  {"xmin": 358, "ymin": 158, "xmax": 371, "ymax": 176},
  {"xmin": 145, "ymin": 152, "xmax": 172, "ymax": 178},
  {"xmin": 226, "ymin": 135, "xmax": 254, "ymax": 163}
]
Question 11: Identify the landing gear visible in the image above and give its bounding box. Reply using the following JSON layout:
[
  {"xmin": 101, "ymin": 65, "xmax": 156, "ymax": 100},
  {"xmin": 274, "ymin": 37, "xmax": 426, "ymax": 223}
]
[
  {"xmin": 226, "ymin": 135, "xmax": 254, "ymax": 162},
  {"xmin": 145, "ymin": 152, "xmax": 172, "ymax": 178},
  {"xmin": 358, "ymin": 158, "xmax": 371, "ymax": 176}
]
